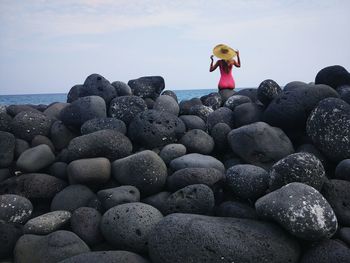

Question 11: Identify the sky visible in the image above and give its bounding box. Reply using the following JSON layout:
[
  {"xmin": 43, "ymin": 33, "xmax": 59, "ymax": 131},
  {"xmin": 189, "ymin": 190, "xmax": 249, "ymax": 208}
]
[{"xmin": 0, "ymin": 0, "xmax": 350, "ymax": 95}]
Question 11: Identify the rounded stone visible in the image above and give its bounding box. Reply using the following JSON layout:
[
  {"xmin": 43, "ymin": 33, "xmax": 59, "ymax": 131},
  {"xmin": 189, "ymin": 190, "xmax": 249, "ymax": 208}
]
[
  {"xmin": 49, "ymin": 162, "xmax": 68, "ymax": 180},
  {"xmin": 43, "ymin": 102, "xmax": 69, "ymax": 121},
  {"xmin": 215, "ymin": 201, "xmax": 258, "ymax": 219},
  {"xmin": 14, "ymin": 230, "xmax": 90, "ymax": 263},
  {"xmin": 315, "ymin": 65, "xmax": 350, "ymax": 89},
  {"xmin": 162, "ymin": 90, "xmax": 178, "ymax": 102},
  {"xmin": 188, "ymin": 105, "xmax": 214, "ymax": 121},
  {"xmin": 159, "ymin": 143, "xmax": 187, "ymax": 165},
  {"xmin": 11, "ymin": 111, "xmax": 52, "ymax": 141},
  {"xmin": 200, "ymin": 92, "xmax": 222, "ymax": 110},
  {"xmin": 179, "ymin": 129, "xmax": 214, "ymax": 155},
  {"xmin": 337, "ymin": 84, "xmax": 350, "ymax": 104},
  {"xmin": 70, "ymin": 207, "xmax": 104, "ymax": 246},
  {"xmin": 179, "ymin": 115, "xmax": 206, "ymax": 131},
  {"xmin": 0, "ymin": 131, "xmax": 15, "ymax": 168},
  {"xmin": 23, "ymin": 211, "xmax": 71, "ymax": 235},
  {"xmin": 0, "ymin": 111, "xmax": 12, "ymax": 132},
  {"xmin": 111, "ymin": 81, "xmax": 133, "ymax": 96},
  {"xmin": 97, "ymin": 185, "xmax": 140, "ymax": 210},
  {"xmin": 236, "ymin": 88, "xmax": 259, "ymax": 102},
  {"xmin": 0, "ymin": 194, "xmax": 33, "ymax": 224},
  {"xmin": 67, "ymin": 130, "xmax": 132, "ymax": 161},
  {"xmin": 179, "ymin": 98, "xmax": 202, "ymax": 115},
  {"xmin": 141, "ymin": 192, "xmax": 170, "ymax": 214},
  {"xmin": 233, "ymin": 102, "xmax": 264, "ymax": 128},
  {"xmin": 51, "ymin": 185, "xmax": 96, "ymax": 212},
  {"xmin": 112, "ymin": 150, "xmax": 167, "ymax": 196},
  {"xmin": 60, "ymin": 96, "xmax": 107, "ymax": 128},
  {"xmin": 0, "ymin": 173, "xmax": 67, "ymax": 199},
  {"xmin": 169, "ymin": 153, "xmax": 225, "ymax": 173},
  {"xmin": 335, "ymin": 159, "xmax": 350, "ymax": 181},
  {"xmin": 299, "ymin": 239, "xmax": 350, "ymax": 263},
  {"xmin": 321, "ymin": 179, "xmax": 350, "ymax": 226},
  {"xmin": 207, "ymin": 107, "xmax": 234, "ymax": 132},
  {"xmin": 283, "ymin": 81, "xmax": 308, "ymax": 91},
  {"xmin": 67, "ymin": 84, "xmax": 83, "ymax": 103},
  {"xmin": 255, "ymin": 182, "xmax": 338, "ymax": 240},
  {"xmin": 226, "ymin": 164, "xmax": 269, "ymax": 200},
  {"xmin": 167, "ymin": 167, "xmax": 224, "ymax": 192},
  {"xmin": 144, "ymin": 98, "xmax": 154, "ymax": 109},
  {"xmin": 224, "ymin": 95, "xmax": 252, "ymax": 111},
  {"xmin": 0, "ymin": 221, "xmax": 23, "ymax": 259},
  {"xmin": 306, "ymin": 97, "xmax": 350, "ymax": 162},
  {"xmin": 153, "ymin": 95, "xmax": 179, "ymax": 116},
  {"xmin": 108, "ymin": 96, "xmax": 147, "ymax": 125},
  {"xmin": 67, "ymin": 157, "xmax": 111, "ymax": 185},
  {"xmin": 296, "ymin": 143, "xmax": 329, "ymax": 171},
  {"xmin": 16, "ymin": 144, "xmax": 55, "ymax": 172},
  {"xmin": 228, "ymin": 122, "xmax": 294, "ymax": 170},
  {"xmin": 6, "ymin": 105, "xmax": 40, "ymax": 117},
  {"xmin": 81, "ymin": 117, "xmax": 126, "ymax": 135},
  {"xmin": 14, "ymin": 138, "xmax": 30, "ymax": 159},
  {"xmin": 268, "ymin": 152, "xmax": 326, "ymax": 191},
  {"xmin": 128, "ymin": 76, "xmax": 165, "ymax": 100},
  {"xmin": 100, "ymin": 202, "xmax": 163, "ymax": 253},
  {"xmin": 50, "ymin": 121, "xmax": 77, "ymax": 150},
  {"xmin": 57, "ymin": 251, "xmax": 149, "ymax": 263},
  {"xmin": 82, "ymin": 73, "xmax": 117, "ymax": 104},
  {"xmin": 263, "ymin": 84, "xmax": 339, "ymax": 130},
  {"xmin": 31, "ymin": 135, "xmax": 55, "ymax": 152},
  {"xmin": 339, "ymin": 227, "xmax": 350, "ymax": 247},
  {"xmin": 128, "ymin": 110, "xmax": 185, "ymax": 149},
  {"xmin": 257, "ymin": 79, "xmax": 282, "ymax": 106},
  {"xmin": 210, "ymin": 122, "xmax": 231, "ymax": 152},
  {"xmin": 148, "ymin": 213, "xmax": 300, "ymax": 263},
  {"xmin": 163, "ymin": 184, "xmax": 215, "ymax": 215}
]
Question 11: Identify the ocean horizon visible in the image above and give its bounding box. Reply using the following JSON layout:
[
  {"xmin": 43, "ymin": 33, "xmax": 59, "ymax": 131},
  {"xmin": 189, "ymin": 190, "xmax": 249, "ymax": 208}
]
[{"xmin": 0, "ymin": 88, "xmax": 247, "ymax": 105}]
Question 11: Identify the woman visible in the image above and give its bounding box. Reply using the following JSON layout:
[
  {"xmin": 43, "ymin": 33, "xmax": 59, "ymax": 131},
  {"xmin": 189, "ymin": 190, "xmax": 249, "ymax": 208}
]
[{"xmin": 210, "ymin": 44, "xmax": 241, "ymax": 102}]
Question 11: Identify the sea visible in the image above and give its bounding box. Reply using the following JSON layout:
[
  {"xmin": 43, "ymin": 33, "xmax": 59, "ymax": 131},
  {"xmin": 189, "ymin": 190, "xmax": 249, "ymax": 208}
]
[{"xmin": 0, "ymin": 88, "xmax": 244, "ymax": 106}]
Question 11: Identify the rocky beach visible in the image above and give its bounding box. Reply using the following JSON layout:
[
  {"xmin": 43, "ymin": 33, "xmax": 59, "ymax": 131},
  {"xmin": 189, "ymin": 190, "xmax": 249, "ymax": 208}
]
[{"xmin": 0, "ymin": 65, "xmax": 350, "ymax": 262}]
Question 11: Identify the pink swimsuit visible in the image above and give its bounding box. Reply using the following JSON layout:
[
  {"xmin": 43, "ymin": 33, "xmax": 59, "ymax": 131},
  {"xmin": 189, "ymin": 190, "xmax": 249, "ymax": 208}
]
[{"xmin": 218, "ymin": 61, "xmax": 235, "ymax": 90}]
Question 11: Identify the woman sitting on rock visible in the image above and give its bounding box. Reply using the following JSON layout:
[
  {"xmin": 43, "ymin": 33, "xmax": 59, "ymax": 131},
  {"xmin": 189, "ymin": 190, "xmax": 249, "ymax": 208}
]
[{"xmin": 210, "ymin": 44, "xmax": 241, "ymax": 102}]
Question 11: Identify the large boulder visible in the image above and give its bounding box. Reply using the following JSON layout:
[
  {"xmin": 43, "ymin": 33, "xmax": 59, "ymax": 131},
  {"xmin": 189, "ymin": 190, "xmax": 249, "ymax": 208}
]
[
  {"xmin": 80, "ymin": 117, "xmax": 126, "ymax": 135},
  {"xmin": 0, "ymin": 173, "xmax": 67, "ymax": 199},
  {"xmin": 60, "ymin": 96, "xmax": 106, "ymax": 128},
  {"xmin": 206, "ymin": 107, "xmax": 234, "ymax": 132},
  {"xmin": 111, "ymin": 81, "xmax": 133, "ymax": 96},
  {"xmin": 210, "ymin": 122, "xmax": 231, "ymax": 152},
  {"xmin": 11, "ymin": 111, "xmax": 52, "ymax": 141},
  {"xmin": 67, "ymin": 130, "xmax": 132, "ymax": 161},
  {"xmin": 315, "ymin": 65, "xmax": 350, "ymax": 89},
  {"xmin": 16, "ymin": 144, "xmax": 55, "ymax": 172},
  {"xmin": 179, "ymin": 98, "xmax": 202, "ymax": 115},
  {"xmin": 108, "ymin": 96, "xmax": 148, "ymax": 125},
  {"xmin": 58, "ymin": 251, "xmax": 149, "ymax": 263},
  {"xmin": 233, "ymin": 102, "xmax": 263, "ymax": 128},
  {"xmin": 82, "ymin": 73, "xmax": 117, "ymax": 104},
  {"xmin": 263, "ymin": 84, "xmax": 339, "ymax": 130},
  {"xmin": 215, "ymin": 201, "xmax": 258, "ymax": 219},
  {"xmin": 169, "ymin": 153, "xmax": 225, "ymax": 173},
  {"xmin": 50, "ymin": 121, "xmax": 77, "ymax": 150},
  {"xmin": 148, "ymin": 213, "xmax": 300, "ymax": 263},
  {"xmin": 100, "ymin": 202, "xmax": 163, "ymax": 253},
  {"xmin": 43, "ymin": 102, "xmax": 69, "ymax": 120},
  {"xmin": 128, "ymin": 76, "xmax": 165, "ymax": 100},
  {"xmin": 153, "ymin": 95, "xmax": 179, "ymax": 116},
  {"xmin": 112, "ymin": 150, "xmax": 167, "ymax": 196},
  {"xmin": 0, "ymin": 131, "xmax": 15, "ymax": 168},
  {"xmin": 236, "ymin": 88, "xmax": 259, "ymax": 102},
  {"xmin": 224, "ymin": 94, "xmax": 252, "ymax": 111},
  {"xmin": 188, "ymin": 105, "xmax": 213, "ymax": 121},
  {"xmin": 179, "ymin": 115, "xmax": 206, "ymax": 131},
  {"xmin": 0, "ymin": 194, "xmax": 33, "ymax": 224},
  {"xmin": 306, "ymin": 97, "xmax": 350, "ymax": 162},
  {"xmin": 128, "ymin": 110, "xmax": 185, "ymax": 149},
  {"xmin": 255, "ymin": 182, "xmax": 338, "ymax": 240},
  {"xmin": 268, "ymin": 152, "xmax": 326, "ymax": 191},
  {"xmin": 200, "ymin": 92, "xmax": 222, "ymax": 110},
  {"xmin": 257, "ymin": 79, "xmax": 282, "ymax": 106},
  {"xmin": 228, "ymin": 122, "xmax": 294, "ymax": 169},
  {"xmin": 179, "ymin": 129, "xmax": 214, "ymax": 154},
  {"xmin": 14, "ymin": 230, "xmax": 90, "ymax": 263}
]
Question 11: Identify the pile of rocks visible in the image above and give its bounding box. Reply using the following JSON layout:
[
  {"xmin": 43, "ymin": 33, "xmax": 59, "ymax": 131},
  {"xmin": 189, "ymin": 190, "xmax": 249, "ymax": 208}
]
[{"xmin": 1, "ymin": 65, "xmax": 350, "ymax": 263}]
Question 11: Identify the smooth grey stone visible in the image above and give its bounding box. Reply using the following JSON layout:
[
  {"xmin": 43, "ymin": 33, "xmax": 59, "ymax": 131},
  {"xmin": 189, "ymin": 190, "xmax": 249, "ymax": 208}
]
[
  {"xmin": 97, "ymin": 185, "xmax": 140, "ymax": 210},
  {"xmin": 228, "ymin": 122, "xmax": 294, "ymax": 170},
  {"xmin": 0, "ymin": 111, "xmax": 12, "ymax": 132},
  {"xmin": 6, "ymin": 104, "xmax": 40, "ymax": 117},
  {"xmin": 67, "ymin": 157, "xmax": 111, "ymax": 185},
  {"xmin": 58, "ymin": 250, "xmax": 149, "ymax": 263},
  {"xmin": 31, "ymin": 135, "xmax": 55, "ymax": 152},
  {"xmin": 0, "ymin": 221, "xmax": 23, "ymax": 259},
  {"xmin": 0, "ymin": 131, "xmax": 15, "ymax": 168},
  {"xmin": 163, "ymin": 184, "xmax": 215, "ymax": 215},
  {"xmin": 226, "ymin": 164, "xmax": 269, "ymax": 200},
  {"xmin": 49, "ymin": 162, "xmax": 68, "ymax": 180},
  {"xmin": 233, "ymin": 102, "xmax": 264, "ymax": 128},
  {"xmin": 11, "ymin": 111, "xmax": 52, "ymax": 141},
  {"xmin": 23, "ymin": 211, "xmax": 71, "ymax": 235},
  {"xmin": 236, "ymin": 88, "xmax": 259, "ymax": 102},
  {"xmin": 307, "ymin": 97, "xmax": 350, "ymax": 162},
  {"xmin": 51, "ymin": 185, "xmax": 96, "ymax": 212},
  {"xmin": 111, "ymin": 80, "xmax": 133, "ymax": 96},
  {"xmin": 210, "ymin": 122, "xmax": 231, "ymax": 152},
  {"xmin": 70, "ymin": 207, "xmax": 103, "ymax": 246},
  {"xmin": 256, "ymin": 182, "xmax": 338, "ymax": 240},
  {"xmin": 14, "ymin": 230, "xmax": 90, "ymax": 263},
  {"xmin": 179, "ymin": 115, "xmax": 206, "ymax": 131},
  {"xmin": 67, "ymin": 130, "xmax": 132, "ymax": 161},
  {"xmin": 215, "ymin": 201, "xmax": 258, "ymax": 219},
  {"xmin": 179, "ymin": 98, "xmax": 202, "ymax": 115},
  {"xmin": 315, "ymin": 65, "xmax": 350, "ymax": 89},
  {"xmin": 169, "ymin": 153, "xmax": 225, "ymax": 173},
  {"xmin": 0, "ymin": 194, "xmax": 33, "ymax": 224},
  {"xmin": 269, "ymin": 152, "xmax": 326, "ymax": 191},
  {"xmin": 339, "ymin": 227, "xmax": 350, "ymax": 247},
  {"xmin": 112, "ymin": 150, "xmax": 167, "ymax": 196},
  {"xmin": 335, "ymin": 159, "xmax": 350, "ymax": 181},
  {"xmin": 148, "ymin": 213, "xmax": 300, "ymax": 263},
  {"xmin": 283, "ymin": 81, "xmax": 308, "ymax": 91},
  {"xmin": 14, "ymin": 139, "xmax": 30, "ymax": 159},
  {"xmin": 153, "ymin": 95, "xmax": 179, "ymax": 116},
  {"xmin": 43, "ymin": 102, "xmax": 69, "ymax": 120},
  {"xmin": 0, "ymin": 173, "xmax": 67, "ymax": 199},
  {"xmin": 16, "ymin": 144, "xmax": 55, "ymax": 172},
  {"xmin": 100, "ymin": 202, "xmax": 163, "ymax": 253},
  {"xmin": 50, "ymin": 121, "xmax": 77, "ymax": 150},
  {"xmin": 207, "ymin": 107, "xmax": 234, "ymax": 132},
  {"xmin": 179, "ymin": 129, "xmax": 214, "ymax": 155},
  {"xmin": 141, "ymin": 192, "xmax": 170, "ymax": 214},
  {"xmin": 161, "ymin": 90, "xmax": 178, "ymax": 102},
  {"xmin": 80, "ymin": 118, "xmax": 126, "ymax": 135},
  {"xmin": 159, "ymin": 144, "xmax": 186, "ymax": 165},
  {"xmin": 167, "ymin": 167, "xmax": 224, "ymax": 192}
]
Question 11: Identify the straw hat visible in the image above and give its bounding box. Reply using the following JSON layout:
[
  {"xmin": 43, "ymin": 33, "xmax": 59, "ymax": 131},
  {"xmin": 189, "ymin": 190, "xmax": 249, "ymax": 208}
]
[{"xmin": 213, "ymin": 44, "xmax": 236, "ymax": 60}]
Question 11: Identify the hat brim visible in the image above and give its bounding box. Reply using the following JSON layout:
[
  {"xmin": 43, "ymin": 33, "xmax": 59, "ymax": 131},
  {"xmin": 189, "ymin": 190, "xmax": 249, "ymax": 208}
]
[{"xmin": 213, "ymin": 44, "xmax": 236, "ymax": 60}]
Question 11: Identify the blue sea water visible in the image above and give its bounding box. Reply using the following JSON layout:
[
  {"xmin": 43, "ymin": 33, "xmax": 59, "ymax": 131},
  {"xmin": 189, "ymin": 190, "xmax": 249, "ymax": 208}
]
[{"xmin": 0, "ymin": 88, "xmax": 243, "ymax": 105}]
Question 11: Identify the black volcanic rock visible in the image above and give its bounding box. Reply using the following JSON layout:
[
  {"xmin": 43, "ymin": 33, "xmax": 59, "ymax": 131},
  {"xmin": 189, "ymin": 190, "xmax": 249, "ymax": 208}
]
[
  {"xmin": 315, "ymin": 65, "xmax": 350, "ymax": 89},
  {"xmin": 128, "ymin": 76, "xmax": 165, "ymax": 100},
  {"xmin": 81, "ymin": 117, "xmax": 126, "ymax": 135},
  {"xmin": 0, "ymin": 131, "xmax": 15, "ymax": 168},
  {"xmin": 257, "ymin": 79, "xmax": 282, "ymax": 106}
]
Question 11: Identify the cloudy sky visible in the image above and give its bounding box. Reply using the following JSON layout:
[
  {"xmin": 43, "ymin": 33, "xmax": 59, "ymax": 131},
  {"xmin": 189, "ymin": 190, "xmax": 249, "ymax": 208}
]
[{"xmin": 0, "ymin": 0, "xmax": 349, "ymax": 94}]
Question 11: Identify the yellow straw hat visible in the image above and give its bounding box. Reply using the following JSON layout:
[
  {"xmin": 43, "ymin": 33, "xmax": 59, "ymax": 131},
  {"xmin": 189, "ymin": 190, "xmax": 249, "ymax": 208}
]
[{"xmin": 213, "ymin": 44, "xmax": 236, "ymax": 60}]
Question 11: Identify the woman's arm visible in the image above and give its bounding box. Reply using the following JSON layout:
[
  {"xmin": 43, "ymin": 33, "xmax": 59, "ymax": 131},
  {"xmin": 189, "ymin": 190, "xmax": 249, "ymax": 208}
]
[
  {"xmin": 233, "ymin": 50, "xmax": 241, "ymax": 67},
  {"xmin": 210, "ymin": 55, "xmax": 220, "ymax": 72}
]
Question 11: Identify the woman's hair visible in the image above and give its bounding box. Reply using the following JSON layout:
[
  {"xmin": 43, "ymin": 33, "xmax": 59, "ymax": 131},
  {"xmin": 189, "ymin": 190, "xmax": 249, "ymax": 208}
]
[{"xmin": 221, "ymin": 60, "xmax": 232, "ymax": 74}]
